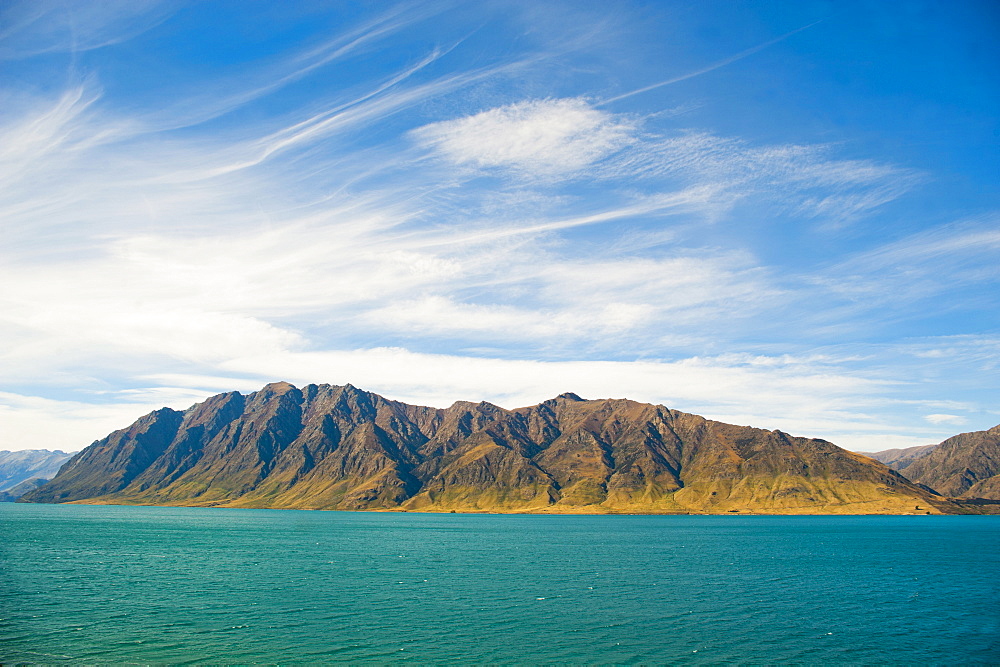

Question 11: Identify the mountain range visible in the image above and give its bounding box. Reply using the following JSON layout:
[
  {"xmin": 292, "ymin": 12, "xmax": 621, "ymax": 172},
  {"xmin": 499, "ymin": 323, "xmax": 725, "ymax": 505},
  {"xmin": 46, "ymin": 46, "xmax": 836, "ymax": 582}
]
[
  {"xmin": 870, "ymin": 425, "xmax": 1000, "ymax": 500},
  {"xmin": 867, "ymin": 444, "xmax": 939, "ymax": 471},
  {"xmin": 0, "ymin": 449, "xmax": 73, "ymax": 501},
  {"xmin": 20, "ymin": 382, "xmax": 973, "ymax": 514}
]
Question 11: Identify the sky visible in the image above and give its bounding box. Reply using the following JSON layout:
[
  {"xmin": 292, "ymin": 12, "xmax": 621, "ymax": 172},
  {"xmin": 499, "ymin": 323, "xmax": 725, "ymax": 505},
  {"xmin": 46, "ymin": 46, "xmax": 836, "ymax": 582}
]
[{"xmin": 1, "ymin": 0, "xmax": 997, "ymax": 454}]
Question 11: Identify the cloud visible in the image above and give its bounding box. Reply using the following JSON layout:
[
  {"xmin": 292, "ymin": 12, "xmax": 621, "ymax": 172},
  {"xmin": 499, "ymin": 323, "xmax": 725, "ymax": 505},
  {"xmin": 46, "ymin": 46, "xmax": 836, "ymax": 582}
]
[
  {"xmin": 412, "ymin": 98, "xmax": 637, "ymax": 177},
  {"xmin": 844, "ymin": 218, "xmax": 1000, "ymax": 272},
  {"xmin": 817, "ymin": 217, "xmax": 1000, "ymax": 310},
  {"xmin": 206, "ymin": 346, "xmax": 969, "ymax": 454},
  {"xmin": 1, "ymin": 1, "xmax": 993, "ymax": 459},
  {"xmin": 142, "ymin": 6, "xmax": 461, "ymax": 132},
  {"xmin": 0, "ymin": 0, "xmax": 174, "ymax": 60},
  {"xmin": 604, "ymin": 131, "xmax": 919, "ymax": 224},
  {"xmin": 924, "ymin": 414, "xmax": 967, "ymax": 426},
  {"xmin": 0, "ymin": 389, "xmax": 213, "ymax": 453},
  {"xmin": 4, "ymin": 339, "xmax": 991, "ymax": 453},
  {"xmin": 0, "ymin": 77, "xmax": 979, "ymax": 453},
  {"xmin": 359, "ymin": 296, "xmax": 651, "ymax": 342},
  {"xmin": 412, "ymin": 98, "xmax": 918, "ymax": 227},
  {"xmin": 601, "ymin": 20, "xmax": 822, "ymax": 105},
  {"xmin": 216, "ymin": 346, "xmax": 890, "ymax": 431}
]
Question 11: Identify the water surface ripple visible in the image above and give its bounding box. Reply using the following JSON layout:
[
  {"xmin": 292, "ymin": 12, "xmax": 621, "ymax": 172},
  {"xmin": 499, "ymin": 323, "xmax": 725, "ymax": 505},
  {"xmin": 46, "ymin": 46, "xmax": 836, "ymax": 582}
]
[{"xmin": 1, "ymin": 504, "xmax": 997, "ymax": 664}]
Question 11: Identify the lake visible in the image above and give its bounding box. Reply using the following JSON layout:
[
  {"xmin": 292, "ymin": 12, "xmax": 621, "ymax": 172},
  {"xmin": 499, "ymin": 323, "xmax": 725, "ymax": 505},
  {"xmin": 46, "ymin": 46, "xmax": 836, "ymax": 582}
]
[{"xmin": 1, "ymin": 504, "xmax": 997, "ymax": 664}]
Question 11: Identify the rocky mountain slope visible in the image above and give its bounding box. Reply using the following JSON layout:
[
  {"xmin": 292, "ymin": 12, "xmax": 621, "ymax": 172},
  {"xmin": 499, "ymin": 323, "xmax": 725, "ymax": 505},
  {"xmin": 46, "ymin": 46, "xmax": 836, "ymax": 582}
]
[
  {"xmin": 0, "ymin": 478, "xmax": 51, "ymax": 502},
  {"xmin": 892, "ymin": 424, "xmax": 1000, "ymax": 499},
  {"xmin": 868, "ymin": 444, "xmax": 938, "ymax": 470},
  {"xmin": 0, "ymin": 449, "xmax": 72, "ymax": 500},
  {"xmin": 21, "ymin": 382, "xmax": 959, "ymax": 514}
]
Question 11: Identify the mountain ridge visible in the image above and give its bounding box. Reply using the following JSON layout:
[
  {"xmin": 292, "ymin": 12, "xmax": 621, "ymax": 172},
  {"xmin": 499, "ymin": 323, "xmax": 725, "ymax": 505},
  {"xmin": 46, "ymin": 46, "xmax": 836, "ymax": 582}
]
[
  {"xmin": 867, "ymin": 444, "xmax": 939, "ymax": 470},
  {"xmin": 0, "ymin": 449, "xmax": 73, "ymax": 500},
  {"xmin": 21, "ymin": 382, "xmax": 963, "ymax": 514},
  {"xmin": 894, "ymin": 424, "xmax": 1000, "ymax": 499}
]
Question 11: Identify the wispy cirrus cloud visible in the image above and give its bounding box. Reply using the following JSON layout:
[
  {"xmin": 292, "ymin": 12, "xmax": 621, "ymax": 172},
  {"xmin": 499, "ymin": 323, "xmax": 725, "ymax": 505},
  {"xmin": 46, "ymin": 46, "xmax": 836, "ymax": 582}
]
[
  {"xmin": 410, "ymin": 96, "xmax": 919, "ymax": 226},
  {"xmin": 602, "ymin": 130, "xmax": 920, "ymax": 224},
  {"xmin": 358, "ymin": 248, "xmax": 773, "ymax": 347},
  {"xmin": 0, "ymin": 72, "xmax": 984, "ymax": 450},
  {"xmin": 600, "ymin": 20, "xmax": 823, "ymax": 105},
  {"xmin": 1, "ymin": 0, "xmax": 995, "ymax": 457},
  {"xmin": 144, "ymin": 6, "xmax": 463, "ymax": 132},
  {"xmin": 816, "ymin": 217, "xmax": 1000, "ymax": 310},
  {"xmin": 0, "ymin": 0, "xmax": 175, "ymax": 60}
]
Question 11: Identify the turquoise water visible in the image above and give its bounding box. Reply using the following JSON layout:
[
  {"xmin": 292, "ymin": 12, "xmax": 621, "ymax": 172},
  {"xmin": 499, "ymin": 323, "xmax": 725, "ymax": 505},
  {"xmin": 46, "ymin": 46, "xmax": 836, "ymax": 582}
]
[{"xmin": 1, "ymin": 504, "xmax": 997, "ymax": 664}]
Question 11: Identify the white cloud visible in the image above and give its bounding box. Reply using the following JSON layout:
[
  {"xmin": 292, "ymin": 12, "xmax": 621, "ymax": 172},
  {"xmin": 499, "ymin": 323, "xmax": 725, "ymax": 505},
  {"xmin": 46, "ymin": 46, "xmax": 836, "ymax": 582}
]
[
  {"xmin": 924, "ymin": 413, "xmax": 967, "ymax": 426},
  {"xmin": 357, "ymin": 249, "xmax": 775, "ymax": 348},
  {"xmin": 0, "ymin": 389, "xmax": 212, "ymax": 453},
  {"xmin": 412, "ymin": 98, "xmax": 637, "ymax": 177},
  {"xmin": 1, "ymin": 4, "xmax": 993, "ymax": 461},
  {"xmin": 2, "ymin": 342, "xmax": 989, "ymax": 453},
  {"xmin": 360, "ymin": 296, "xmax": 652, "ymax": 341}
]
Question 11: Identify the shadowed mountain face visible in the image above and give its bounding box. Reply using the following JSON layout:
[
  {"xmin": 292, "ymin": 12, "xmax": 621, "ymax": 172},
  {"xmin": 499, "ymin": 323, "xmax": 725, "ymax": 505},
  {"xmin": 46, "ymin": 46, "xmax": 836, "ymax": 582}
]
[
  {"xmin": 21, "ymin": 383, "xmax": 959, "ymax": 514},
  {"xmin": 0, "ymin": 478, "xmax": 50, "ymax": 502},
  {"xmin": 893, "ymin": 425, "xmax": 1000, "ymax": 499}
]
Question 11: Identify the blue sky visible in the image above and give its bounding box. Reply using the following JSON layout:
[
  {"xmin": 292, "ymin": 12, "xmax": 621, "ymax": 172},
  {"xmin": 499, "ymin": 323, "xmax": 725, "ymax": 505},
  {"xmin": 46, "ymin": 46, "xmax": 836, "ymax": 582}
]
[{"xmin": 1, "ymin": 0, "xmax": 997, "ymax": 453}]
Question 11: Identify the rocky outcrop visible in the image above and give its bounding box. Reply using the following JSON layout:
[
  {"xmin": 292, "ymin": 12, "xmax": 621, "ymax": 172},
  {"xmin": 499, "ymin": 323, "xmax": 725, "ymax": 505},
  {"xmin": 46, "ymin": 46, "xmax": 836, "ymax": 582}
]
[{"xmin": 21, "ymin": 383, "xmax": 962, "ymax": 514}]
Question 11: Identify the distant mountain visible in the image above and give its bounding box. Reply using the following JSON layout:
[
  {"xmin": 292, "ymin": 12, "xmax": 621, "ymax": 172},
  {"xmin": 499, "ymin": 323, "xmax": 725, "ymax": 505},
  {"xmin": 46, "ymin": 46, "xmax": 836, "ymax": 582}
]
[
  {"xmin": 893, "ymin": 425, "xmax": 1000, "ymax": 499},
  {"xmin": 867, "ymin": 444, "xmax": 938, "ymax": 470},
  {"xmin": 21, "ymin": 382, "xmax": 960, "ymax": 514},
  {"xmin": 0, "ymin": 449, "xmax": 72, "ymax": 500},
  {"xmin": 0, "ymin": 477, "xmax": 50, "ymax": 502}
]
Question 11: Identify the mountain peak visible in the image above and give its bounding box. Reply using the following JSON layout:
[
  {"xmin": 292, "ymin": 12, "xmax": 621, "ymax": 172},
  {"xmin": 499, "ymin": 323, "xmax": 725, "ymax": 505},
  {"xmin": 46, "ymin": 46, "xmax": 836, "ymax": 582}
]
[{"xmin": 261, "ymin": 381, "xmax": 298, "ymax": 394}]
